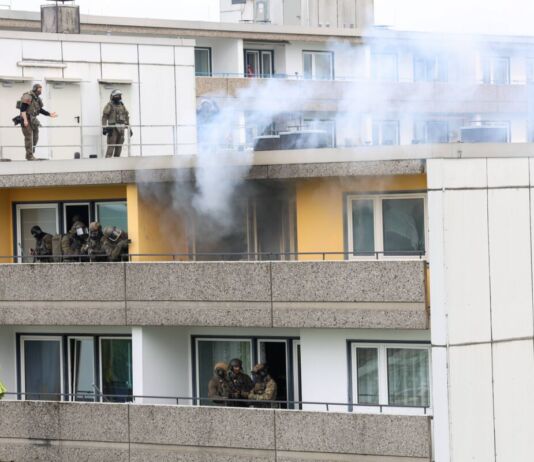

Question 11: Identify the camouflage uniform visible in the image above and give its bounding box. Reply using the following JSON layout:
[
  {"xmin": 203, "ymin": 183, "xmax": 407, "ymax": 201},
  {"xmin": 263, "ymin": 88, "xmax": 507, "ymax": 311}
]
[
  {"xmin": 207, "ymin": 362, "xmax": 230, "ymax": 405},
  {"xmin": 245, "ymin": 363, "xmax": 278, "ymax": 408},
  {"xmin": 33, "ymin": 232, "xmax": 53, "ymax": 263},
  {"xmin": 227, "ymin": 370, "xmax": 253, "ymax": 407},
  {"xmin": 85, "ymin": 222, "xmax": 107, "ymax": 262},
  {"xmin": 102, "ymin": 227, "xmax": 129, "ymax": 262},
  {"xmin": 20, "ymin": 90, "xmax": 44, "ymax": 160},
  {"xmin": 102, "ymin": 97, "xmax": 130, "ymax": 158},
  {"xmin": 61, "ymin": 220, "xmax": 87, "ymax": 262}
]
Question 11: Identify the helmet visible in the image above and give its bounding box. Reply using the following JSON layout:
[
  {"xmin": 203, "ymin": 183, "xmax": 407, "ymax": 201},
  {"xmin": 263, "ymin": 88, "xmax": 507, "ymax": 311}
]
[
  {"xmin": 89, "ymin": 222, "xmax": 102, "ymax": 239},
  {"xmin": 103, "ymin": 226, "xmax": 122, "ymax": 242},
  {"xmin": 110, "ymin": 89, "xmax": 122, "ymax": 101},
  {"xmin": 229, "ymin": 358, "xmax": 243, "ymax": 370},
  {"xmin": 214, "ymin": 362, "xmax": 228, "ymax": 372},
  {"xmin": 252, "ymin": 363, "xmax": 268, "ymax": 374},
  {"xmin": 30, "ymin": 225, "xmax": 43, "ymax": 238},
  {"xmin": 32, "ymin": 83, "xmax": 42, "ymax": 93}
]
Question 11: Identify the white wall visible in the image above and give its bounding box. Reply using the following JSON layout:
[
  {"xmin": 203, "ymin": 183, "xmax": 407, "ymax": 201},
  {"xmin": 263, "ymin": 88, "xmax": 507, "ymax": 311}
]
[
  {"xmin": 196, "ymin": 37, "xmax": 244, "ymax": 76},
  {"xmin": 0, "ymin": 32, "xmax": 197, "ymax": 160},
  {"xmin": 428, "ymin": 157, "xmax": 534, "ymax": 462}
]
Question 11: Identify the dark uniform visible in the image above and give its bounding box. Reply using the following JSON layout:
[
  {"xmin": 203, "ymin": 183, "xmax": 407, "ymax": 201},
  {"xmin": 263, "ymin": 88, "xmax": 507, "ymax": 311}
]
[
  {"xmin": 207, "ymin": 362, "xmax": 230, "ymax": 405},
  {"xmin": 102, "ymin": 226, "xmax": 129, "ymax": 262},
  {"xmin": 227, "ymin": 358, "xmax": 253, "ymax": 407},
  {"xmin": 246, "ymin": 363, "xmax": 277, "ymax": 408},
  {"xmin": 102, "ymin": 90, "xmax": 130, "ymax": 158},
  {"xmin": 19, "ymin": 84, "xmax": 55, "ymax": 161},
  {"xmin": 30, "ymin": 226, "xmax": 53, "ymax": 263}
]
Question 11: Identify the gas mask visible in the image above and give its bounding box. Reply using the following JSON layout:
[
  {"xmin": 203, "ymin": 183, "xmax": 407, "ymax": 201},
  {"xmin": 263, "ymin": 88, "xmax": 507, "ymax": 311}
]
[
  {"xmin": 108, "ymin": 227, "xmax": 122, "ymax": 242},
  {"xmin": 89, "ymin": 230, "xmax": 102, "ymax": 240},
  {"xmin": 216, "ymin": 368, "xmax": 226, "ymax": 379},
  {"xmin": 75, "ymin": 226, "xmax": 88, "ymax": 239}
]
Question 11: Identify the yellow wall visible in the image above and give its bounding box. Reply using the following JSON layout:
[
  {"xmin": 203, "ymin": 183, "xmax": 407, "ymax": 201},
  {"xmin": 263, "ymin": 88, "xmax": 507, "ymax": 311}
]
[
  {"xmin": 0, "ymin": 185, "xmax": 126, "ymax": 262},
  {"xmin": 127, "ymin": 184, "xmax": 189, "ymax": 262},
  {"xmin": 296, "ymin": 174, "xmax": 427, "ymax": 260}
]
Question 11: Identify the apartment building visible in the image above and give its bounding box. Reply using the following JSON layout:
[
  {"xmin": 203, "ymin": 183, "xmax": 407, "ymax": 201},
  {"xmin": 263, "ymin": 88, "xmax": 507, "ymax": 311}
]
[{"xmin": 0, "ymin": 2, "xmax": 532, "ymax": 462}]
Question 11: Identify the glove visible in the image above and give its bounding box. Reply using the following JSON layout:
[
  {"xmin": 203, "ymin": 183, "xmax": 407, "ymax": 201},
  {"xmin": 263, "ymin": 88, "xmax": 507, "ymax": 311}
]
[
  {"xmin": 129, "ymin": 128, "xmax": 133, "ymax": 137},
  {"xmin": 102, "ymin": 127, "xmax": 109, "ymax": 136}
]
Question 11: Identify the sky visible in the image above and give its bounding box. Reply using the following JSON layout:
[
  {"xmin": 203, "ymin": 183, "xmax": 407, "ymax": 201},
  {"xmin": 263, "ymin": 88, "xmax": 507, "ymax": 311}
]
[{"xmin": 2, "ymin": 0, "xmax": 534, "ymax": 36}]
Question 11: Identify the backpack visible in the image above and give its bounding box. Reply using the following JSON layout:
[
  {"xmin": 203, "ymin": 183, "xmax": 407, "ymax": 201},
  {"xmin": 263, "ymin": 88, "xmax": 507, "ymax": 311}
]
[{"xmin": 51, "ymin": 234, "xmax": 64, "ymax": 262}]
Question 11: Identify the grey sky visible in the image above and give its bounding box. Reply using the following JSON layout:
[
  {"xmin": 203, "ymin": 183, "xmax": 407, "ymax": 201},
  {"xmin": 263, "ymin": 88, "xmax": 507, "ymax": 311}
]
[{"xmin": 4, "ymin": 0, "xmax": 533, "ymax": 36}]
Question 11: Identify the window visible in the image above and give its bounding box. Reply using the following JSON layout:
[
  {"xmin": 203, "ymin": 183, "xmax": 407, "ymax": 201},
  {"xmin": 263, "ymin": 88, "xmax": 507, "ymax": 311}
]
[
  {"xmin": 63, "ymin": 203, "xmax": 90, "ymax": 234},
  {"xmin": 351, "ymin": 343, "xmax": 431, "ymax": 410},
  {"xmin": 414, "ymin": 55, "xmax": 448, "ymax": 82},
  {"xmin": 18, "ymin": 334, "xmax": 132, "ymax": 402},
  {"xmin": 194, "ymin": 336, "xmax": 300, "ymax": 408},
  {"xmin": 245, "ymin": 49, "xmax": 274, "ymax": 78},
  {"xmin": 481, "ymin": 56, "xmax": 510, "ymax": 84},
  {"xmin": 413, "ymin": 120, "xmax": 449, "ymax": 143},
  {"xmin": 303, "ymin": 51, "xmax": 334, "ymax": 80},
  {"xmin": 527, "ymin": 58, "xmax": 534, "ymax": 84},
  {"xmin": 371, "ymin": 52, "xmax": 398, "ymax": 82},
  {"xmin": 372, "ymin": 120, "xmax": 399, "ymax": 145},
  {"xmin": 96, "ymin": 201, "xmax": 127, "ymax": 231},
  {"xmin": 195, "ymin": 47, "xmax": 212, "ymax": 76},
  {"xmin": 347, "ymin": 194, "xmax": 427, "ymax": 258},
  {"xmin": 303, "ymin": 117, "xmax": 336, "ymax": 147},
  {"xmin": 15, "ymin": 204, "xmax": 59, "ymax": 262}
]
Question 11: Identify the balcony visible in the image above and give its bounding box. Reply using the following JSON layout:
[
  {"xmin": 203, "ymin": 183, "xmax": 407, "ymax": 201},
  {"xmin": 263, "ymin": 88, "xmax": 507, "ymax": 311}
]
[
  {"xmin": 0, "ymin": 260, "xmax": 427, "ymax": 329},
  {"xmin": 0, "ymin": 400, "xmax": 431, "ymax": 461}
]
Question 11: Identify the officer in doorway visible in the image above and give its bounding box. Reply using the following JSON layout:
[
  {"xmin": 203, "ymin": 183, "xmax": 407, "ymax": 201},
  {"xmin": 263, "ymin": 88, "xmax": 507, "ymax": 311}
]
[
  {"xmin": 101, "ymin": 89, "xmax": 132, "ymax": 158},
  {"xmin": 19, "ymin": 83, "xmax": 57, "ymax": 160},
  {"xmin": 246, "ymin": 363, "xmax": 277, "ymax": 408},
  {"xmin": 227, "ymin": 358, "xmax": 253, "ymax": 407}
]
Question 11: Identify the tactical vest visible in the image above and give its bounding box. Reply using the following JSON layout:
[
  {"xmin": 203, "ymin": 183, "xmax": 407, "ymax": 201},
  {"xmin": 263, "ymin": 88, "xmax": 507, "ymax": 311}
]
[{"xmin": 103, "ymin": 102, "xmax": 129, "ymax": 125}]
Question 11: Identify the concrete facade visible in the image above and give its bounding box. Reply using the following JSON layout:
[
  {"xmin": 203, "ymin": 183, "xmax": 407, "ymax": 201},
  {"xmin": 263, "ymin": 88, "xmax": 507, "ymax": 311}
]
[
  {"xmin": 0, "ymin": 401, "xmax": 431, "ymax": 461},
  {"xmin": 0, "ymin": 260, "xmax": 426, "ymax": 328}
]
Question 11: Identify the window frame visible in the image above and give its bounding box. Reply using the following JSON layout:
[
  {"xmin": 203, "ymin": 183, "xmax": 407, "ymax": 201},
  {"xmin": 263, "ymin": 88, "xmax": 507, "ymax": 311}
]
[
  {"xmin": 346, "ymin": 192, "xmax": 428, "ymax": 260},
  {"xmin": 99, "ymin": 336, "xmax": 134, "ymax": 403},
  {"xmin": 19, "ymin": 335, "xmax": 64, "ymax": 401},
  {"xmin": 94, "ymin": 201, "xmax": 128, "ymax": 230},
  {"xmin": 481, "ymin": 56, "xmax": 510, "ymax": 84},
  {"xmin": 371, "ymin": 119, "xmax": 400, "ymax": 146},
  {"xmin": 194, "ymin": 47, "xmax": 212, "ymax": 77},
  {"xmin": 302, "ymin": 50, "xmax": 334, "ymax": 80},
  {"xmin": 413, "ymin": 119, "xmax": 450, "ymax": 144},
  {"xmin": 413, "ymin": 55, "xmax": 448, "ymax": 82},
  {"xmin": 244, "ymin": 49, "xmax": 274, "ymax": 78},
  {"xmin": 350, "ymin": 341, "xmax": 432, "ymax": 415},
  {"xmin": 371, "ymin": 52, "xmax": 399, "ymax": 82},
  {"xmin": 67, "ymin": 335, "xmax": 96, "ymax": 401}
]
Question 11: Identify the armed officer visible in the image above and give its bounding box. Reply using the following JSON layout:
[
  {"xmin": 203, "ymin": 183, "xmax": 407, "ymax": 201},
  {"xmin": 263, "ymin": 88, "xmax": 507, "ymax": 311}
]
[
  {"xmin": 19, "ymin": 83, "xmax": 57, "ymax": 160},
  {"xmin": 101, "ymin": 89, "xmax": 131, "ymax": 158},
  {"xmin": 246, "ymin": 363, "xmax": 277, "ymax": 408},
  {"xmin": 207, "ymin": 362, "xmax": 230, "ymax": 405},
  {"xmin": 85, "ymin": 222, "xmax": 107, "ymax": 262},
  {"xmin": 227, "ymin": 358, "xmax": 253, "ymax": 407},
  {"xmin": 30, "ymin": 225, "xmax": 53, "ymax": 263},
  {"xmin": 102, "ymin": 226, "xmax": 130, "ymax": 262}
]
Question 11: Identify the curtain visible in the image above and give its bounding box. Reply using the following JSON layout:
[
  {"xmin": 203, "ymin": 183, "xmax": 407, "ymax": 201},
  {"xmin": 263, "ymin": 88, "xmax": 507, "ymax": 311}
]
[{"xmin": 387, "ymin": 348, "xmax": 429, "ymax": 406}]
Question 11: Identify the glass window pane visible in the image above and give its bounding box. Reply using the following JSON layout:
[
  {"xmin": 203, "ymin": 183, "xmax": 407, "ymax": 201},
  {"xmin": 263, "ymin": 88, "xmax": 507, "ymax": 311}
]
[
  {"xmin": 493, "ymin": 58, "xmax": 509, "ymax": 84},
  {"xmin": 70, "ymin": 338, "xmax": 95, "ymax": 401},
  {"xmin": 197, "ymin": 340, "xmax": 252, "ymax": 404},
  {"xmin": 426, "ymin": 120, "xmax": 448, "ymax": 143},
  {"xmin": 245, "ymin": 51, "xmax": 259, "ymax": 77},
  {"xmin": 414, "ymin": 58, "xmax": 426, "ymax": 82},
  {"xmin": 20, "ymin": 207, "xmax": 57, "ymax": 260},
  {"xmin": 387, "ymin": 348, "xmax": 430, "ymax": 407},
  {"xmin": 24, "ymin": 339, "xmax": 62, "ymax": 401},
  {"xmin": 195, "ymin": 48, "xmax": 211, "ymax": 76},
  {"xmin": 101, "ymin": 338, "xmax": 132, "ymax": 402},
  {"xmin": 96, "ymin": 202, "xmax": 127, "ymax": 232},
  {"xmin": 381, "ymin": 121, "xmax": 398, "ymax": 145},
  {"xmin": 261, "ymin": 52, "xmax": 273, "ymax": 77},
  {"xmin": 356, "ymin": 348, "xmax": 379, "ymax": 404},
  {"xmin": 314, "ymin": 53, "xmax": 333, "ymax": 80},
  {"xmin": 352, "ymin": 200, "xmax": 375, "ymax": 255},
  {"xmin": 382, "ymin": 198, "xmax": 425, "ymax": 255},
  {"xmin": 303, "ymin": 53, "xmax": 313, "ymax": 79}
]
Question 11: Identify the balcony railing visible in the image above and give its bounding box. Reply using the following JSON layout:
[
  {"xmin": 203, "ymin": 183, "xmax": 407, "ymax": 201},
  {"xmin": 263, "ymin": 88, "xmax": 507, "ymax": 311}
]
[
  {"xmin": 1, "ymin": 391, "xmax": 431, "ymax": 414},
  {"xmin": 0, "ymin": 123, "xmax": 196, "ymax": 161}
]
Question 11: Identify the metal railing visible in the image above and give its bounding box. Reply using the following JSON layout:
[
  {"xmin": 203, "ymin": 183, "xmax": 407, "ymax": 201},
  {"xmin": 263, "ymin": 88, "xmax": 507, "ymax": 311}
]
[
  {"xmin": 1, "ymin": 391, "xmax": 430, "ymax": 414},
  {"xmin": 0, "ymin": 123, "xmax": 196, "ymax": 161},
  {"xmin": 0, "ymin": 250, "xmax": 427, "ymax": 263}
]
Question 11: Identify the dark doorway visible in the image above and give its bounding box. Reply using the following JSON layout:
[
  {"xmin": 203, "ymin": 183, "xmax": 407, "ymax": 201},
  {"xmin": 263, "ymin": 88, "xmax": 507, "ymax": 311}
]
[
  {"xmin": 259, "ymin": 341, "xmax": 288, "ymax": 408},
  {"xmin": 64, "ymin": 204, "xmax": 90, "ymax": 233}
]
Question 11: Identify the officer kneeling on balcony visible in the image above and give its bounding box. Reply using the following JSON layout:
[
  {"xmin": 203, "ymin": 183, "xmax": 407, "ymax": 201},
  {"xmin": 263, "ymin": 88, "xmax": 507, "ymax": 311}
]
[
  {"xmin": 84, "ymin": 222, "xmax": 107, "ymax": 262},
  {"xmin": 102, "ymin": 226, "xmax": 130, "ymax": 262},
  {"xmin": 61, "ymin": 220, "xmax": 89, "ymax": 262},
  {"xmin": 245, "ymin": 363, "xmax": 277, "ymax": 408},
  {"xmin": 30, "ymin": 225, "xmax": 53, "ymax": 263},
  {"xmin": 102, "ymin": 89, "xmax": 132, "ymax": 158}
]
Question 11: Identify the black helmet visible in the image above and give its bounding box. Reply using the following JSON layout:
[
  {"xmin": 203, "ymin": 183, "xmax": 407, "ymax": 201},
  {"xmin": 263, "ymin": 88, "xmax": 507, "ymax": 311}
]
[
  {"xmin": 229, "ymin": 358, "xmax": 243, "ymax": 369},
  {"xmin": 111, "ymin": 89, "xmax": 122, "ymax": 101},
  {"xmin": 30, "ymin": 225, "xmax": 43, "ymax": 238}
]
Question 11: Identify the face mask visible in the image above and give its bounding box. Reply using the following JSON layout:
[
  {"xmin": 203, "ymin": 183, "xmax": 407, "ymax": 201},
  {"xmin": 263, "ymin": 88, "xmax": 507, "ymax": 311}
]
[{"xmin": 109, "ymin": 228, "xmax": 122, "ymax": 242}]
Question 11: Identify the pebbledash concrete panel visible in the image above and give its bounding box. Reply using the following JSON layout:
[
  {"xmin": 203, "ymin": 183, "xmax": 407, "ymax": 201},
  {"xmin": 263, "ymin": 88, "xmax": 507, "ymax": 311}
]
[
  {"xmin": 128, "ymin": 405, "xmax": 275, "ymax": 449},
  {"xmin": 0, "ymin": 263, "xmax": 124, "ymax": 301},
  {"xmin": 0, "ymin": 401, "xmax": 432, "ymax": 460},
  {"xmin": 126, "ymin": 300, "xmax": 272, "ymax": 327},
  {"xmin": 125, "ymin": 262, "xmax": 272, "ymax": 302},
  {"xmin": 275, "ymin": 411, "xmax": 430, "ymax": 459},
  {"xmin": 271, "ymin": 261, "xmax": 426, "ymax": 303}
]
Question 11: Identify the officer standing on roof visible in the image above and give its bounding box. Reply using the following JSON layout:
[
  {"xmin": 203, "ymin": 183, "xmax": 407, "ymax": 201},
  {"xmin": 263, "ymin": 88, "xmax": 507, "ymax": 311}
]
[
  {"xmin": 101, "ymin": 89, "xmax": 131, "ymax": 158},
  {"xmin": 19, "ymin": 83, "xmax": 57, "ymax": 161}
]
